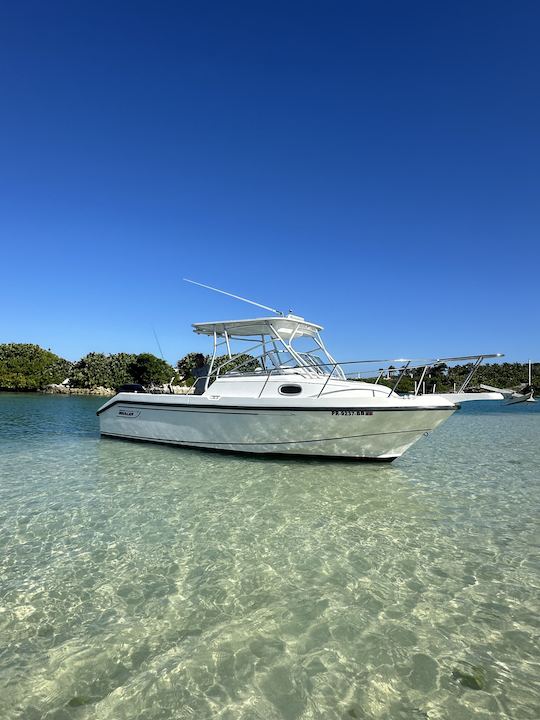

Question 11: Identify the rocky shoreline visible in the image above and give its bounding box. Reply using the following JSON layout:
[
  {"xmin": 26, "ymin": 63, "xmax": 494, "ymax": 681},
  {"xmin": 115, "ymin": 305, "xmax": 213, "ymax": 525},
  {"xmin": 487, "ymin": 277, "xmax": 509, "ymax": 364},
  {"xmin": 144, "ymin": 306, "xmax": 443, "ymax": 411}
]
[
  {"xmin": 38, "ymin": 384, "xmax": 191, "ymax": 396},
  {"xmin": 40, "ymin": 384, "xmax": 115, "ymax": 396}
]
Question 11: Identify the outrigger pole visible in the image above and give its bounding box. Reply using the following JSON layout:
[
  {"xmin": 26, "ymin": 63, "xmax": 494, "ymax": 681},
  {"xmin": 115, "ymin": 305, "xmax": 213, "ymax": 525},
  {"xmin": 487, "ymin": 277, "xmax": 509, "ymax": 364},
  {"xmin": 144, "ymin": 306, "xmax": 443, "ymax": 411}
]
[{"xmin": 183, "ymin": 278, "xmax": 284, "ymax": 316}]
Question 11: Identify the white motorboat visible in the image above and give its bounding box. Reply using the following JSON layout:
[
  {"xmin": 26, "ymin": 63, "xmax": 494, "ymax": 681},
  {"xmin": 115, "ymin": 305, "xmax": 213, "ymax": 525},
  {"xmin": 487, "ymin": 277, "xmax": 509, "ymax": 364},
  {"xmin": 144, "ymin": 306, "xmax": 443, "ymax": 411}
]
[
  {"xmin": 98, "ymin": 311, "xmax": 462, "ymax": 461},
  {"xmin": 505, "ymin": 390, "xmax": 535, "ymax": 405},
  {"xmin": 479, "ymin": 360, "xmax": 536, "ymax": 405}
]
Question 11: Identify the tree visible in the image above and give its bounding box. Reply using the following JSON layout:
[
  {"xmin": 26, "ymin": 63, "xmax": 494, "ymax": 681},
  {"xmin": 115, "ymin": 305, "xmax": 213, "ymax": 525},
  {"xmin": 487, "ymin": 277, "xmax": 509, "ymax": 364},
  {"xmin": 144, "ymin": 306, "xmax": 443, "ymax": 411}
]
[
  {"xmin": 70, "ymin": 353, "xmax": 113, "ymax": 388},
  {"xmin": 207, "ymin": 353, "xmax": 261, "ymax": 375},
  {"xmin": 68, "ymin": 351, "xmax": 176, "ymax": 389},
  {"xmin": 176, "ymin": 352, "xmax": 206, "ymax": 381},
  {"xmin": 108, "ymin": 353, "xmax": 138, "ymax": 388},
  {"xmin": 175, "ymin": 352, "xmax": 260, "ymax": 383},
  {"xmin": 129, "ymin": 353, "xmax": 175, "ymax": 386},
  {"xmin": 0, "ymin": 343, "xmax": 72, "ymax": 390}
]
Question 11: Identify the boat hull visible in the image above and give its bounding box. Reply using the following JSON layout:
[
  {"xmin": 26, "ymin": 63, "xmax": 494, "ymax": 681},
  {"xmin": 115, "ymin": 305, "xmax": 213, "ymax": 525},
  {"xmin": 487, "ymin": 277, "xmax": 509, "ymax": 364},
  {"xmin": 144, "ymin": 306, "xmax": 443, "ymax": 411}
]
[
  {"xmin": 505, "ymin": 391, "xmax": 535, "ymax": 405},
  {"xmin": 98, "ymin": 398, "xmax": 455, "ymax": 460}
]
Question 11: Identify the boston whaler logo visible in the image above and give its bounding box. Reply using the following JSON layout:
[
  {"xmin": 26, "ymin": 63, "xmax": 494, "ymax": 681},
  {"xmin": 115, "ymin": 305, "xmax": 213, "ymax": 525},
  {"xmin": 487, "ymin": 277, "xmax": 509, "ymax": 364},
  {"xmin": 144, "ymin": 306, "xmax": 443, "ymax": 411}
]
[{"xmin": 118, "ymin": 408, "xmax": 141, "ymax": 418}]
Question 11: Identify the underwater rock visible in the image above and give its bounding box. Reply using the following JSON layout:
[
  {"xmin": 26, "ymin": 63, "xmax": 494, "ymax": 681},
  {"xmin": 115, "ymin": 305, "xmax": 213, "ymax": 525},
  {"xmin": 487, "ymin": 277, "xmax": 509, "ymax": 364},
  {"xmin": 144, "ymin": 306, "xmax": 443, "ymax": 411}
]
[
  {"xmin": 452, "ymin": 663, "xmax": 486, "ymax": 690},
  {"xmin": 67, "ymin": 696, "xmax": 94, "ymax": 707}
]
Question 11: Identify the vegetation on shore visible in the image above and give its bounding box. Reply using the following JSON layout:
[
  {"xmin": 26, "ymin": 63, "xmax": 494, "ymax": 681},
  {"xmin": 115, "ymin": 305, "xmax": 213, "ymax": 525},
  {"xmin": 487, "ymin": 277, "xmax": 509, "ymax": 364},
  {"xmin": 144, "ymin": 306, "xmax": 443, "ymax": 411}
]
[
  {"xmin": 0, "ymin": 345, "xmax": 175, "ymax": 391},
  {"xmin": 0, "ymin": 344, "xmax": 72, "ymax": 391},
  {"xmin": 0, "ymin": 343, "xmax": 537, "ymax": 393},
  {"xmin": 0, "ymin": 345, "xmax": 261, "ymax": 392}
]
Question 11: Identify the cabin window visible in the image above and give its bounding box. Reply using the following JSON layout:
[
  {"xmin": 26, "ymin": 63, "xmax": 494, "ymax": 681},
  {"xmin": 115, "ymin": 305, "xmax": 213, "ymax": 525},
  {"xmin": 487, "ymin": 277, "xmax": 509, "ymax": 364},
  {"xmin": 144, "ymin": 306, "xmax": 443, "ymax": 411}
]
[{"xmin": 279, "ymin": 384, "xmax": 302, "ymax": 395}]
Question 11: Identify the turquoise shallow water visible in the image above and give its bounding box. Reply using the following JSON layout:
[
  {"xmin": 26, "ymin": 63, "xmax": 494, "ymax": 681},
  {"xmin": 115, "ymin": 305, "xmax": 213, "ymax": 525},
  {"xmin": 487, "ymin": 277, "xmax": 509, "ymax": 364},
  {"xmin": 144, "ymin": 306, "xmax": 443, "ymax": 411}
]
[{"xmin": 0, "ymin": 394, "xmax": 539, "ymax": 719}]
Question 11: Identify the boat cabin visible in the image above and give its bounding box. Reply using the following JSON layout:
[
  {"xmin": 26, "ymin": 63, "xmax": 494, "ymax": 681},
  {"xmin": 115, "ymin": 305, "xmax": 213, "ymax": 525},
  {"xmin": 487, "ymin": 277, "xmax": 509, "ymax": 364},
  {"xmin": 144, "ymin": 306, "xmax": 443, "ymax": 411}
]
[{"xmin": 191, "ymin": 314, "xmax": 345, "ymax": 395}]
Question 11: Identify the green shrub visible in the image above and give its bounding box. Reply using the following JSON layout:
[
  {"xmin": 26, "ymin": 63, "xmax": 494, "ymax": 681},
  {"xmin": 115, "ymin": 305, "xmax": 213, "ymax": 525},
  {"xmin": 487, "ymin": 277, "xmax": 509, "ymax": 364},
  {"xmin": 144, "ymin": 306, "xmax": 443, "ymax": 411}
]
[{"xmin": 0, "ymin": 344, "xmax": 72, "ymax": 390}]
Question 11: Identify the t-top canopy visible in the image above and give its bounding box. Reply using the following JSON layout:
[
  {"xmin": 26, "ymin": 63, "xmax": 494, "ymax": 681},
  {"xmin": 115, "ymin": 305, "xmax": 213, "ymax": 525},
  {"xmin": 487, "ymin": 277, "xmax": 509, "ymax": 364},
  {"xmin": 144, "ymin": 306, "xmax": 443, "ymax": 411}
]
[{"xmin": 192, "ymin": 315, "xmax": 323, "ymax": 339}]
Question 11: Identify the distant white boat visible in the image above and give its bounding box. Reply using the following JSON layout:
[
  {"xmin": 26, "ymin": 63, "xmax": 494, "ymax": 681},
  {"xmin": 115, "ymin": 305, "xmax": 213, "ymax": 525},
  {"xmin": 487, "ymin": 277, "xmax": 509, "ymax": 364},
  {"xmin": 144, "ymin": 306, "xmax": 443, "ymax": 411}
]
[
  {"xmin": 478, "ymin": 360, "xmax": 535, "ymax": 405},
  {"xmin": 503, "ymin": 361, "xmax": 536, "ymax": 405},
  {"xmin": 505, "ymin": 391, "xmax": 535, "ymax": 405}
]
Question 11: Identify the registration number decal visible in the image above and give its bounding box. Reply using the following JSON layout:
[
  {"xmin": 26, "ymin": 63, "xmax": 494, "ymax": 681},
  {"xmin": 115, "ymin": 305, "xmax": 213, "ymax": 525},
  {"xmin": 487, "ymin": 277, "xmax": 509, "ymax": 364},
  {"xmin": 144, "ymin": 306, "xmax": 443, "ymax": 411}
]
[{"xmin": 331, "ymin": 410, "xmax": 373, "ymax": 416}]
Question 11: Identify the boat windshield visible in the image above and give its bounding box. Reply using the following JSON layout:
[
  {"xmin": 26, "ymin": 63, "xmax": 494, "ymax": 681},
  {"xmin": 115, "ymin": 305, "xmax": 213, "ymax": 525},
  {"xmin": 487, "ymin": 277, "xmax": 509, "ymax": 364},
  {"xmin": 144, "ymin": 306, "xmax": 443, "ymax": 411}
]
[
  {"xmin": 194, "ymin": 315, "xmax": 346, "ymax": 389},
  {"xmin": 298, "ymin": 353, "xmax": 334, "ymax": 375},
  {"xmin": 258, "ymin": 350, "xmax": 337, "ymax": 376}
]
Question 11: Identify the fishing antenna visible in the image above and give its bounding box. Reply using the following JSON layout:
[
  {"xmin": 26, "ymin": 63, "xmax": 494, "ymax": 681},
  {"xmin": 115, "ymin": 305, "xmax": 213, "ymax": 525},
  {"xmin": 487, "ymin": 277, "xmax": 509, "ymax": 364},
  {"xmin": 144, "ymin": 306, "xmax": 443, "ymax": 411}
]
[
  {"xmin": 152, "ymin": 327, "xmax": 165, "ymax": 360},
  {"xmin": 153, "ymin": 327, "xmax": 177, "ymax": 389},
  {"xmin": 183, "ymin": 278, "xmax": 284, "ymax": 315}
]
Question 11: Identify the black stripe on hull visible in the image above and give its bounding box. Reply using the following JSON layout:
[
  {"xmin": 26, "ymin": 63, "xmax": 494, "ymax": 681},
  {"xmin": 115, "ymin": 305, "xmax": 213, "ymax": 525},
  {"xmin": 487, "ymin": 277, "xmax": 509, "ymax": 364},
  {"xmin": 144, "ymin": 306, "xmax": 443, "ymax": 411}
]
[{"xmin": 96, "ymin": 399, "xmax": 455, "ymax": 416}]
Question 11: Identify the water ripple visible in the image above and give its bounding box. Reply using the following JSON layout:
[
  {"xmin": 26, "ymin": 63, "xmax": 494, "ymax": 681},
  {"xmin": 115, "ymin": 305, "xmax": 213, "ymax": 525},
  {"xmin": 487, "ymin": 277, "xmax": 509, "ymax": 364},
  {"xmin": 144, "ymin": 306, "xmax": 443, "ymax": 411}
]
[{"xmin": 0, "ymin": 394, "xmax": 539, "ymax": 719}]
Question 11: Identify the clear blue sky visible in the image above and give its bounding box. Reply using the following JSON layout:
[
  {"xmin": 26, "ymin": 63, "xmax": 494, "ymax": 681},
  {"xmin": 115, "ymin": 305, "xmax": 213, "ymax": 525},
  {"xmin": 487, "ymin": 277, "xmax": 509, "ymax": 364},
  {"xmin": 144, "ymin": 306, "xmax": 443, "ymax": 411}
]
[{"xmin": 1, "ymin": 1, "xmax": 538, "ymax": 364}]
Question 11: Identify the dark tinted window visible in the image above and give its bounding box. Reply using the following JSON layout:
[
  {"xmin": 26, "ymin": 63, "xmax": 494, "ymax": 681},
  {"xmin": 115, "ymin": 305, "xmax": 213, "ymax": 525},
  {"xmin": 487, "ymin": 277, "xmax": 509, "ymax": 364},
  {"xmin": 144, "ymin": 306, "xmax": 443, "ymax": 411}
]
[
  {"xmin": 118, "ymin": 384, "xmax": 146, "ymax": 393},
  {"xmin": 279, "ymin": 384, "xmax": 302, "ymax": 395}
]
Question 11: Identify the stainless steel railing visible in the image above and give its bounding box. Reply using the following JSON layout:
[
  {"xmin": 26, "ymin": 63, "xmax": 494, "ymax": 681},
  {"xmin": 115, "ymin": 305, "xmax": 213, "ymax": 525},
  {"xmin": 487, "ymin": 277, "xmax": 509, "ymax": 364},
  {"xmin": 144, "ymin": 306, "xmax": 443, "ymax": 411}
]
[{"xmin": 181, "ymin": 353, "xmax": 502, "ymax": 399}]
